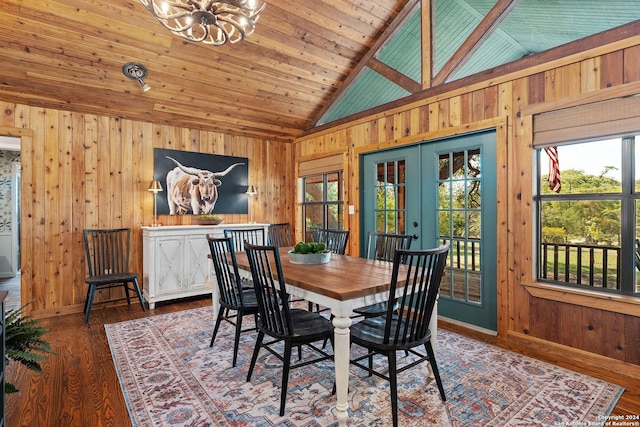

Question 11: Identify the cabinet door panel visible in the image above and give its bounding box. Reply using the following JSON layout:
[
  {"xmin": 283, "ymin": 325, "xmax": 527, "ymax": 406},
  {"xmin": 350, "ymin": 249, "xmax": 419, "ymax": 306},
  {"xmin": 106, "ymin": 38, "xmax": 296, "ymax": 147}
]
[
  {"xmin": 185, "ymin": 235, "xmax": 210, "ymax": 289},
  {"xmin": 157, "ymin": 237, "xmax": 184, "ymax": 292}
]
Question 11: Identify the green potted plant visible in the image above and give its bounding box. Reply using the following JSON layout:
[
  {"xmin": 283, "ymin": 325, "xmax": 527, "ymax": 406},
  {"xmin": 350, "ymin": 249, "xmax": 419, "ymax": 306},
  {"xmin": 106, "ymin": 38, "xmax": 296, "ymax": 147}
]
[
  {"xmin": 288, "ymin": 241, "xmax": 331, "ymax": 264},
  {"xmin": 5, "ymin": 300, "xmax": 55, "ymax": 394}
]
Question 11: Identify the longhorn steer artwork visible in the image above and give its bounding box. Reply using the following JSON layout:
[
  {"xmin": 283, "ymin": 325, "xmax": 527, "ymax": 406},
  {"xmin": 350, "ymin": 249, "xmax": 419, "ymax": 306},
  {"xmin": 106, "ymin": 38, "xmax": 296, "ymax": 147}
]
[{"xmin": 165, "ymin": 156, "xmax": 244, "ymax": 215}]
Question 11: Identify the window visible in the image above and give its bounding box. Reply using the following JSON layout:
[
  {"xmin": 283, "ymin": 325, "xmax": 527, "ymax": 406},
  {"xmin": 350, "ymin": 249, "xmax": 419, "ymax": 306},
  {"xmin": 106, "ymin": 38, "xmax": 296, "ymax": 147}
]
[
  {"xmin": 536, "ymin": 136, "xmax": 639, "ymax": 295},
  {"xmin": 301, "ymin": 171, "xmax": 344, "ymax": 241}
]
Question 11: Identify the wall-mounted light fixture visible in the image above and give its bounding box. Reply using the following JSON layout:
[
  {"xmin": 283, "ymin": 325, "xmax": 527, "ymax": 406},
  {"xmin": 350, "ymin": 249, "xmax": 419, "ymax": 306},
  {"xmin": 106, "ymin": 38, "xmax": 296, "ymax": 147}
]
[
  {"xmin": 123, "ymin": 62, "xmax": 151, "ymax": 92},
  {"xmin": 148, "ymin": 180, "xmax": 163, "ymax": 226},
  {"xmin": 246, "ymin": 184, "xmax": 257, "ymax": 223}
]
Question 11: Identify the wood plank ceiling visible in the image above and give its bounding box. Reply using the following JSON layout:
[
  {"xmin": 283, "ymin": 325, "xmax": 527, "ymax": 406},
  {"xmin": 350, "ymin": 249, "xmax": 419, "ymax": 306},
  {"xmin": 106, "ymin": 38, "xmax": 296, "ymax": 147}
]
[{"xmin": 0, "ymin": 0, "xmax": 412, "ymax": 142}]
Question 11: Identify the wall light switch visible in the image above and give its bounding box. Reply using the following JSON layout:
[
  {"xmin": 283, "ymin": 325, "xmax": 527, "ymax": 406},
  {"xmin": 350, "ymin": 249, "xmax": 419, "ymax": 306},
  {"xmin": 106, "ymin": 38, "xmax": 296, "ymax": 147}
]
[{"xmin": 348, "ymin": 205, "xmax": 355, "ymax": 215}]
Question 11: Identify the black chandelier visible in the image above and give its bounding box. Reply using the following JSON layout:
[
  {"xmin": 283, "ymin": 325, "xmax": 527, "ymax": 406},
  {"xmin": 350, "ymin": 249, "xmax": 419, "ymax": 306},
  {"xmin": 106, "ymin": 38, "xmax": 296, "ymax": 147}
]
[{"xmin": 139, "ymin": 0, "xmax": 265, "ymax": 46}]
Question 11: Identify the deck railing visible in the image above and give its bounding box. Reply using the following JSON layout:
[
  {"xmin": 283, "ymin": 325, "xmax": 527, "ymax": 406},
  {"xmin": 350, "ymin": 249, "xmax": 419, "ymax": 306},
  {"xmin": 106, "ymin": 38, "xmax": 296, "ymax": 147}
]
[
  {"xmin": 442, "ymin": 238, "xmax": 622, "ymax": 290},
  {"xmin": 540, "ymin": 242, "xmax": 620, "ymax": 290}
]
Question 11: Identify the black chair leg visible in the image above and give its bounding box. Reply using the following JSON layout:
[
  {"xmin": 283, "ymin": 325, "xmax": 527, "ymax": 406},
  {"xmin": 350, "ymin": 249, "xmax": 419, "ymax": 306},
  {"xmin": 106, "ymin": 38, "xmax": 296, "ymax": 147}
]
[
  {"xmin": 388, "ymin": 351, "xmax": 399, "ymax": 427},
  {"xmin": 84, "ymin": 285, "xmax": 97, "ymax": 324},
  {"xmin": 425, "ymin": 341, "xmax": 446, "ymax": 401},
  {"xmin": 280, "ymin": 342, "xmax": 293, "ymax": 416},
  {"xmin": 132, "ymin": 279, "xmax": 146, "ymax": 311},
  {"xmin": 209, "ymin": 308, "xmax": 225, "ymax": 347},
  {"xmin": 83, "ymin": 286, "xmax": 91, "ymax": 315},
  {"xmin": 247, "ymin": 331, "xmax": 264, "ymax": 382},
  {"xmin": 232, "ymin": 312, "xmax": 244, "ymax": 367},
  {"xmin": 123, "ymin": 281, "xmax": 131, "ymax": 305}
]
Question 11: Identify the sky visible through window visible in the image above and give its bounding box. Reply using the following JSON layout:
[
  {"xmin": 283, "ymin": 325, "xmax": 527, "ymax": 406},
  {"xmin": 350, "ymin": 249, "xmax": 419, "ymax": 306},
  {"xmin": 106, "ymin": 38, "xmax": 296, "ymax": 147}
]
[{"xmin": 540, "ymin": 139, "xmax": 622, "ymax": 183}]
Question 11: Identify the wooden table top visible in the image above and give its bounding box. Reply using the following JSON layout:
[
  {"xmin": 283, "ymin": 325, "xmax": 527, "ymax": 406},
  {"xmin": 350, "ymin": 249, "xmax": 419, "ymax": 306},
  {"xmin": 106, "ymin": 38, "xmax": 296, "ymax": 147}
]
[{"xmin": 234, "ymin": 247, "xmax": 401, "ymax": 301}]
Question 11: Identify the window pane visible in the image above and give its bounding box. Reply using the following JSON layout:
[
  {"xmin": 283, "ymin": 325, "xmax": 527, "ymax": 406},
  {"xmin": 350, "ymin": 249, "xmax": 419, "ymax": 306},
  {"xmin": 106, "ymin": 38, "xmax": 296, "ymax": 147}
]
[
  {"xmin": 305, "ymin": 205, "xmax": 324, "ymax": 232},
  {"xmin": 636, "ymin": 136, "xmax": 640, "ymax": 193},
  {"xmin": 636, "ymin": 200, "xmax": 640, "ymax": 293},
  {"xmin": 305, "ymin": 176, "xmax": 324, "ymax": 202},
  {"xmin": 327, "ymin": 203, "xmax": 343, "ymax": 229},
  {"xmin": 540, "ymin": 200, "xmax": 621, "ymax": 289},
  {"xmin": 540, "ymin": 140, "xmax": 622, "ymax": 194},
  {"xmin": 302, "ymin": 171, "xmax": 345, "ymax": 239},
  {"xmin": 326, "ymin": 172, "xmax": 341, "ymax": 202}
]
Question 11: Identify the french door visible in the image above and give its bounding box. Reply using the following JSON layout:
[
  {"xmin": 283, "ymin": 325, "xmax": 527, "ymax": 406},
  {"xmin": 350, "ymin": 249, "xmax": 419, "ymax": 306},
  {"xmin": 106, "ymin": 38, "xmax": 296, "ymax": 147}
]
[{"xmin": 361, "ymin": 130, "xmax": 497, "ymax": 331}]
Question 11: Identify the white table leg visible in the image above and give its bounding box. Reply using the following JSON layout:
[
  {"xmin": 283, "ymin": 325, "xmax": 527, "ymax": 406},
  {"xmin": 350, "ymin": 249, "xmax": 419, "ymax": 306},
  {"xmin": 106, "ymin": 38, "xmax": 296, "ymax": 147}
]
[{"xmin": 332, "ymin": 314, "xmax": 352, "ymax": 427}]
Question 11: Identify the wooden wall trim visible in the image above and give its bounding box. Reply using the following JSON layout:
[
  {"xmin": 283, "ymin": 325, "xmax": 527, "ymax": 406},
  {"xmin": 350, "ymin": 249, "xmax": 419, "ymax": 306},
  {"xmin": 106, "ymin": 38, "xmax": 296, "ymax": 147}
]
[
  {"xmin": 523, "ymin": 282, "xmax": 640, "ymax": 317},
  {"xmin": 351, "ymin": 117, "xmax": 505, "ymax": 157},
  {"xmin": 296, "ymin": 148, "xmax": 347, "ymax": 163},
  {"xmin": 520, "ymin": 80, "xmax": 640, "ymax": 117},
  {"xmin": 0, "ymin": 126, "xmax": 33, "ymax": 137},
  {"xmin": 507, "ymin": 330, "xmax": 640, "ymax": 380}
]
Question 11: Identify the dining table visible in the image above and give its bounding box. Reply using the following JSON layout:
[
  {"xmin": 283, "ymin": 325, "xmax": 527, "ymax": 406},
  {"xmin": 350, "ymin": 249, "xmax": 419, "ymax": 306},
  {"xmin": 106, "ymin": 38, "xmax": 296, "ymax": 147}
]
[{"xmin": 219, "ymin": 247, "xmax": 438, "ymax": 426}]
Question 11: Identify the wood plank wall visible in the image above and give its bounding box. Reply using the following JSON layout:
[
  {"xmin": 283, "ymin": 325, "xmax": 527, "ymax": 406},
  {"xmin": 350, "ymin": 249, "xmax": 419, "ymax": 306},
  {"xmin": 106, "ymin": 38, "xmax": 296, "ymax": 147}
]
[
  {"xmin": 0, "ymin": 108, "xmax": 294, "ymax": 318},
  {"xmin": 294, "ymin": 42, "xmax": 640, "ymax": 373}
]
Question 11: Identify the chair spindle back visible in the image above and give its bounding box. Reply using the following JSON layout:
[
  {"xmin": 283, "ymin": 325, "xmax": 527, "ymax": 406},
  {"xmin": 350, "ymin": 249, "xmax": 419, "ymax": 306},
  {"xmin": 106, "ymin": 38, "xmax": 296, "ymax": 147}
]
[
  {"xmin": 207, "ymin": 236, "xmax": 246, "ymax": 308},
  {"xmin": 83, "ymin": 228, "xmax": 131, "ymax": 277},
  {"xmin": 366, "ymin": 232, "xmax": 413, "ymax": 262},
  {"xmin": 245, "ymin": 243, "xmax": 293, "ymax": 337},
  {"xmin": 268, "ymin": 223, "xmax": 294, "ymax": 247},
  {"xmin": 224, "ymin": 228, "xmax": 265, "ymax": 252},
  {"xmin": 383, "ymin": 245, "xmax": 449, "ymax": 345}
]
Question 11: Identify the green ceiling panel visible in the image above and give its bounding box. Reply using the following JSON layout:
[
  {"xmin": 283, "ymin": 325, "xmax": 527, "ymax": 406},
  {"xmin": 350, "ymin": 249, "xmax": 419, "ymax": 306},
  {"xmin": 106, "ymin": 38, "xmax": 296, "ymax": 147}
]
[
  {"xmin": 317, "ymin": 0, "xmax": 640, "ymax": 127},
  {"xmin": 376, "ymin": 8, "xmax": 422, "ymax": 81},
  {"xmin": 317, "ymin": 68, "xmax": 410, "ymax": 126}
]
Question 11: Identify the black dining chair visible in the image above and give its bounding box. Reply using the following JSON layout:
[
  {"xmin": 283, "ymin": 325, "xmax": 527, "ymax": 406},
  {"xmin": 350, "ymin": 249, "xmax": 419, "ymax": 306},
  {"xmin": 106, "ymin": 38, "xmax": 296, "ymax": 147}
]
[
  {"xmin": 82, "ymin": 228, "xmax": 146, "ymax": 323},
  {"xmin": 307, "ymin": 228, "xmax": 350, "ymax": 312},
  {"xmin": 352, "ymin": 232, "xmax": 414, "ymax": 318},
  {"xmin": 244, "ymin": 242, "xmax": 334, "ymax": 416},
  {"xmin": 349, "ymin": 244, "xmax": 449, "ymax": 427},
  {"xmin": 268, "ymin": 223, "xmax": 294, "ymax": 247},
  {"xmin": 314, "ymin": 229, "xmax": 350, "ymax": 254},
  {"xmin": 207, "ymin": 236, "xmax": 259, "ymax": 367},
  {"xmin": 223, "ymin": 227, "xmax": 266, "ymax": 252}
]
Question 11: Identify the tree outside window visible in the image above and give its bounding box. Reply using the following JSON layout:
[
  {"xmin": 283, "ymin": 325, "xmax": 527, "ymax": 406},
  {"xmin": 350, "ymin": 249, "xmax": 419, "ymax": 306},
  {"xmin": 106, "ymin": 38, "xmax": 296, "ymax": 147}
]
[
  {"xmin": 302, "ymin": 171, "xmax": 344, "ymax": 241},
  {"xmin": 536, "ymin": 137, "xmax": 639, "ymax": 294}
]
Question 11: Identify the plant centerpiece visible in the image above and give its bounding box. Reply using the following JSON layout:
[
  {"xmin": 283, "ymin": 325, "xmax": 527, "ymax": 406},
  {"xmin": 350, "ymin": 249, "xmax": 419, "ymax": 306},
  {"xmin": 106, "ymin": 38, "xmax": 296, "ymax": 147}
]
[
  {"xmin": 196, "ymin": 214, "xmax": 224, "ymax": 225},
  {"xmin": 288, "ymin": 241, "xmax": 331, "ymax": 264}
]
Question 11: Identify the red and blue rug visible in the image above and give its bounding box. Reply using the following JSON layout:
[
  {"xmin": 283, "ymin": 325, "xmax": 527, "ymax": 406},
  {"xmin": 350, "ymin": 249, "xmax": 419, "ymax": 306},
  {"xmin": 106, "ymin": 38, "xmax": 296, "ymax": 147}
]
[{"xmin": 105, "ymin": 306, "xmax": 623, "ymax": 426}]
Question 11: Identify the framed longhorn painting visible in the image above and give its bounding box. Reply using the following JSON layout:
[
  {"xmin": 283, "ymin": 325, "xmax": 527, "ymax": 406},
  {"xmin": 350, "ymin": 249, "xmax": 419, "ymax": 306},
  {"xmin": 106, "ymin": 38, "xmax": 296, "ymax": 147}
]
[{"xmin": 153, "ymin": 148, "xmax": 249, "ymax": 215}]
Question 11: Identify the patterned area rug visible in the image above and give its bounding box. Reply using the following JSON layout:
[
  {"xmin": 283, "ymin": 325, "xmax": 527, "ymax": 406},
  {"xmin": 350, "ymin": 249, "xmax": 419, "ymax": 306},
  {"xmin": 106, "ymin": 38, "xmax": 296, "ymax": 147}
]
[{"xmin": 105, "ymin": 306, "xmax": 623, "ymax": 426}]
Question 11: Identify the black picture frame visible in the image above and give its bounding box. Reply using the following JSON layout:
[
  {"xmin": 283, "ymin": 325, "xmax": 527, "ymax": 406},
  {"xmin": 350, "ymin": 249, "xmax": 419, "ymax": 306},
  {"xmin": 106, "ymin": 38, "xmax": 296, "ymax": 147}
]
[{"xmin": 153, "ymin": 148, "xmax": 249, "ymax": 215}]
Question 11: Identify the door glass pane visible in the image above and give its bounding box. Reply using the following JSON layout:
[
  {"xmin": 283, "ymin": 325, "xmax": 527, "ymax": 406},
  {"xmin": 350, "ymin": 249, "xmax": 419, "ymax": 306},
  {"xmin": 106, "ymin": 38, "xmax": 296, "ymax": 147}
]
[
  {"xmin": 374, "ymin": 160, "xmax": 406, "ymax": 233},
  {"xmin": 438, "ymin": 147, "xmax": 483, "ymax": 305}
]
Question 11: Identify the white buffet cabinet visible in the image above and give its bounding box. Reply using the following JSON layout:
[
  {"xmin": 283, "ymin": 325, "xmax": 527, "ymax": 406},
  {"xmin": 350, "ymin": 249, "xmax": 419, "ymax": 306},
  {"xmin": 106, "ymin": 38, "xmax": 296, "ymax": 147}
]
[{"xmin": 142, "ymin": 224, "xmax": 269, "ymax": 309}]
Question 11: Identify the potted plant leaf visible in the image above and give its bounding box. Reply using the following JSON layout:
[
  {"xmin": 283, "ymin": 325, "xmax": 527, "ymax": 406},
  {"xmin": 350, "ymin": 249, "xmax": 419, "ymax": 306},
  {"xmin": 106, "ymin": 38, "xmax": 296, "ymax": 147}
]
[
  {"xmin": 288, "ymin": 241, "xmax": 331, "ymax": 264},
  {"xmin": 5, "ymin": 300, "xmax": 55, "ymax": 394}
]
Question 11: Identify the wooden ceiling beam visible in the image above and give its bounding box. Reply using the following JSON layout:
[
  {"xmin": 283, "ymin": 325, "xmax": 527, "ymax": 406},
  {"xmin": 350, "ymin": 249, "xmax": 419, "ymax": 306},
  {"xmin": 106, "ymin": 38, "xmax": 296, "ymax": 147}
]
[{"xmin": 367, "ymin": 58, "xmax": 422, "ymax": 93}]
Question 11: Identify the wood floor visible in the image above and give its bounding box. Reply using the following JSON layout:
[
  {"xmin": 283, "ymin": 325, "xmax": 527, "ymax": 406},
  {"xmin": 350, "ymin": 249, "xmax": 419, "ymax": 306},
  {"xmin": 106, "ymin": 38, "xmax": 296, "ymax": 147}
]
[{"xmin": 5, "ymin": 296, "xmax": 640, "ymax": 427}]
